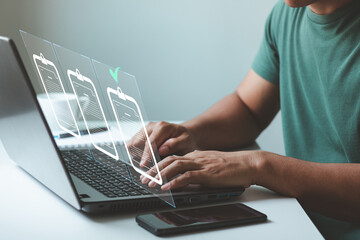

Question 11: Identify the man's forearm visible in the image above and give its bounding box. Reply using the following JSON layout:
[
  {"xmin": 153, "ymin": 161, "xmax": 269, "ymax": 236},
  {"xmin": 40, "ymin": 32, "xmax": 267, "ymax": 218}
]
[
  {"xmin": 182, "ymin": 92, "xmax": 261, "ymax": 151},
  {"xmin": 255, "ymin": 151, "xmax": 360, "ymax": 222}
]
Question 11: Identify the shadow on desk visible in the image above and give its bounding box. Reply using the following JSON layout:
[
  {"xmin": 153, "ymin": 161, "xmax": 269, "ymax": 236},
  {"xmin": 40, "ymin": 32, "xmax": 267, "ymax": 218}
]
[{"xmin": 240, "ymin": 186, "xmax": 283, "ymax": 203}]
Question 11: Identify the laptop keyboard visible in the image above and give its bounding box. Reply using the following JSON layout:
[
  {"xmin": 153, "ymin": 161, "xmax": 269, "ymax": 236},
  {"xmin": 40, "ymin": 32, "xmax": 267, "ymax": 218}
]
[{"xmin": 61, "ymin": 150, "xmax": 152, "ymax": 198}]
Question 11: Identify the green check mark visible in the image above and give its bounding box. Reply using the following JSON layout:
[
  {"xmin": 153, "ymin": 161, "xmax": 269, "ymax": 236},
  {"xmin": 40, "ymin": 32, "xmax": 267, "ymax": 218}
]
[{"xmin": 109, "ymin": 67, "xmax": 120, "ymax": 83}]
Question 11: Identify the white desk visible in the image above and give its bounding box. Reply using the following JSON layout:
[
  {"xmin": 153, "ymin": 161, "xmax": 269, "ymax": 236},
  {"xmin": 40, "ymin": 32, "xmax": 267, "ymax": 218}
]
[{"xmin": 0, "ymin": 141, "xmax": 322, "ymax": 240}]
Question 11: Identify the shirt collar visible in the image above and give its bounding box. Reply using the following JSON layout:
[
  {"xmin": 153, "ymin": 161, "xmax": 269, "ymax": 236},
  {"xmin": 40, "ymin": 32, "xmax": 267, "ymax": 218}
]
[{"xmin": 306, "ymin": 0, "xmax": 360, "ymax": 24}]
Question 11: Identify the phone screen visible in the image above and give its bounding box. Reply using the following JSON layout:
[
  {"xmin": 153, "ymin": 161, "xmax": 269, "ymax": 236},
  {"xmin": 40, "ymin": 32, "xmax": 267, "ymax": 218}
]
[
  {"xmin": 154, "ymin": 203, "xmax": 261, "ymax": 226},
  {"xmin": 136, "ymin": 203, "xmax": 267, "ymax": 235}
]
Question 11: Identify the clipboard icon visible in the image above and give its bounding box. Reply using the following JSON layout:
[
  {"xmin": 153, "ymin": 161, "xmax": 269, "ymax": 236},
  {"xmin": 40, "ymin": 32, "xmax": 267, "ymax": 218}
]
[
  {"xmin": 107, "ymin": 87, "xmax": 163, "ymax": 185},
  {"xmin": 33, "ymin": 53, "xmax": 80, "ymax": 138},
  {"xmin": 68, "ymin": 69, "xmax": 119, "ymax": 160}
]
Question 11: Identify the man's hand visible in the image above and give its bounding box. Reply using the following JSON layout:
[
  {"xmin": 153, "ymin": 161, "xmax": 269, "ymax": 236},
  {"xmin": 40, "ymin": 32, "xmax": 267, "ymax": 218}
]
[
  {"xmin": 128, "ymin": 121, "xmax": 198, "ymax": 167},
  {"xmin": 141, "ymin": 150, "xmax": 262, "ymax": 191}
]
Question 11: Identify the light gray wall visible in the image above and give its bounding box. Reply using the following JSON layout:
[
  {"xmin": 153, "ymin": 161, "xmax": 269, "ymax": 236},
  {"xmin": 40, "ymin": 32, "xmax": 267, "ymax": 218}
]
[{"xmin": 0, "ymin": 0, "xmax": 284, "ymax": 155}]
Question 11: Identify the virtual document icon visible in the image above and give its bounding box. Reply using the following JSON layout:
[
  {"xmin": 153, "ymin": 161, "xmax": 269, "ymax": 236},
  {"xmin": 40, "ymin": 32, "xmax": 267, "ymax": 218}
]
[
  {"xmin": 33, "ymin": 53, "xmax": 80, "ymax": 137},
  {"xmin": 107, "ymin": 87, "xmax": 163, "ymax": 185},
  {"xmin": 68, "ymin": 69, "xmax": 119, "ymax": 160}
]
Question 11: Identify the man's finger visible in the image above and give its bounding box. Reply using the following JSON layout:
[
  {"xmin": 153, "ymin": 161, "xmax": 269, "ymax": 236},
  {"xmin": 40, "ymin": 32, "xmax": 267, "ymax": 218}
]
[
  {"xmin": 141, "ymin": 155, "xmax": 183, "ymax": 184},
  {"xmin": 161, "ymin": 170, "xmax": 204, "ymax": 190},
  {"xmin": 159, "ymin": 134, "xmax": 189, "ymax": 156},
  {"xmin": 139, "ymin": 123, "xmax": 173, "ymax": 166},
  {"xmin": 148, "ymin": 122, "xmax": 175, "ymax": 147},
  {"xmin": 139, "ymin": 141, "xmax": 153, "ymax": 168},
  {"xmin": 148, "ymin": 160, "xmax": 200, "ymax": 187},
  {"xmin": 128, "ymin": 122, "xmax": 154, "ymax": 149},
  {"xmin": 140, "ymin": 155, "xmax": 181, "ymax": 184}
]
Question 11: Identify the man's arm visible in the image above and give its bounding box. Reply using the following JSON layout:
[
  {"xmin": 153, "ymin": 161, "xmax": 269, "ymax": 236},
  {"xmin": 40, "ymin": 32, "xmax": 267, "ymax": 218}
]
[
  {"xmin": 134, "ymin": 69, "xmax": 280, "ymax": 161},
  {"xmin": 141, "ymin": 70, "xmax": 360, "ymax": 223},
  {"xmin": 184, "ymin": 69, "xmax": 280, "ymax": 151},
  {"xmin": 256, "ymin": 152, "xmax": 360, "ymax": 222}
]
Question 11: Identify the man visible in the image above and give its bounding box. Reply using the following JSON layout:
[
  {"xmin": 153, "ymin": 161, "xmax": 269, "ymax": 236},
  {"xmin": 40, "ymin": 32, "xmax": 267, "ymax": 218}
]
[{"xmin": 139, "ymin": 0, "xmax": 360, "ymax": 239}]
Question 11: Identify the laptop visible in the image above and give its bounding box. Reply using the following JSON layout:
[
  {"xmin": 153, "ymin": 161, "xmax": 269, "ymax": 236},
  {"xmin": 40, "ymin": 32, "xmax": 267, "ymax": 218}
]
[{"xmin": 0, "ymin": 37, "xmax": 244, "ymax": 213}]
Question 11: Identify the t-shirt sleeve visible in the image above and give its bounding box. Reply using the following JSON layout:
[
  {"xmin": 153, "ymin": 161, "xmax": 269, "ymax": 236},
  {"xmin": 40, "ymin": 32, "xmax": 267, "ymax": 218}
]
[{"xmin": 252, "ymin": 9, "xmax": 280, "ymax": 85}]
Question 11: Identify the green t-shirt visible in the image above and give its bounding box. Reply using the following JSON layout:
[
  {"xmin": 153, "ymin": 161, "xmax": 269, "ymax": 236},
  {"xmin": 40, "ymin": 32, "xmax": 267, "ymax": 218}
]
[{"xmin": 252, "ymin": 1, "xmax": 360, "ymax": 239}]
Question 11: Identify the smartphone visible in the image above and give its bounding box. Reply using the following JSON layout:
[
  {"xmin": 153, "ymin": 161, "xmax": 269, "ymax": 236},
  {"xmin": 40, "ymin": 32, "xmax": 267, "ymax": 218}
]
[
  {"xmin": 67, "ymin": 69, "xmax": 119, "ymax": 160},
  {"xmin": 33, "ymin": 53, "xmax": 80, "ymax": 137},
  {"xmin": 136, "ymin": 203, "xmax": 267, "ymax": 236},
  {"xmin": 107, "ymin": 87, "xmax": 163, "ymax": 185}
]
